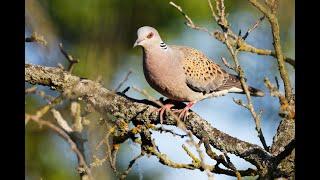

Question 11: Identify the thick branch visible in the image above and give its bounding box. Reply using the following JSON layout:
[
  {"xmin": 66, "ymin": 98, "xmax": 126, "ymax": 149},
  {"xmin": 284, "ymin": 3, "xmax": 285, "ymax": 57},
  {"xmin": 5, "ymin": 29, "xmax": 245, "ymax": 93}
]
[{"xmin": 25, "ymin": 63, "xmax": 272, "ymax": 170}]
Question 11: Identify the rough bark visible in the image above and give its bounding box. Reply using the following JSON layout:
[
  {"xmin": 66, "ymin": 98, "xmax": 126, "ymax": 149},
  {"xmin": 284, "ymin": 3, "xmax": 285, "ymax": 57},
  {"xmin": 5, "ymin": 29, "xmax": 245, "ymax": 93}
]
[{"xmin": 25, "ymin": 63, "xmax": 294, "ymax": 178}]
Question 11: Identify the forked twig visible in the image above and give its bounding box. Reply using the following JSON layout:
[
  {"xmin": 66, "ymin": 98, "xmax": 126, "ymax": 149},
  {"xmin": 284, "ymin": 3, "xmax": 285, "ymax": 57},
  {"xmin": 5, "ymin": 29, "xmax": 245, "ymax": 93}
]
[
  {"xmin": 26, "ymin": 114, "xmax": 92, "ymax": 179},
  {"xmin": 120, "ymin": 153, "xmax": 144, "ymax": 180},
  {"xmin": 114, "ymin": 70, "xmax": 132, "ymax": 92},
  {"xmin": 242, "ymin": 16, "xmax": 265, "ymax": 40},
  {"xmin": 59, "ymin": 43, "xmax": 79, "ymax": 72}
]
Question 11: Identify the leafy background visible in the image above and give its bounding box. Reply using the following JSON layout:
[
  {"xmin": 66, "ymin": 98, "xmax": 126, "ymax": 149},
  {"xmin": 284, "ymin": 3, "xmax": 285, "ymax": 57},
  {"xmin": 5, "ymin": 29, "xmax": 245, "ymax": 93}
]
[{"xmin": 25, "ymin": 0, "xmax": 294, "ymax": 179}]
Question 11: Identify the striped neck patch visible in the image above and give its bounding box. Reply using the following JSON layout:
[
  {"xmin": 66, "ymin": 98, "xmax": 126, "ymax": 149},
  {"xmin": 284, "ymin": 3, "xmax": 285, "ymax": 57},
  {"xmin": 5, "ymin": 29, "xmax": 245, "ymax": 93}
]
[{"xmin": 160, "ymin": 42, "xmax": 168, "ymax": 50}]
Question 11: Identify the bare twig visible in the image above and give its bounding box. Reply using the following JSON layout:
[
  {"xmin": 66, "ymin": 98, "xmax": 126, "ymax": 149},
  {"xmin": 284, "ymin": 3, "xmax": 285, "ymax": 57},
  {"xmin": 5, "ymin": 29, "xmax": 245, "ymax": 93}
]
[
  {"xmin": 70, "ymin": 102, "xmax": 83, "ymax": 132},
  {"xmin": 150, "ymin": 143, "xmax": 256, "ymax": 177},
  {"xmin": 25, "ymin": 114, "xmax": 92, "ymax": 180},
  {"xmin": 215, "ymin": 0, "xmax": 229, "ymax": 30},
  {"xmin": 214, "ymin": 30, "xmax": 295, "ymax": 67},
  {"xmin": 210, "ymin": 0, "xmax": 269, "ymax": 152},
  {"xmin": 182, "ymin": 144, "xmax": 201, "ymax": 165},
  {"xmin": 169, "ymin": 2, "xmax": 194, "ymax": 28},
  {"xmin": 222, "ymin": 152, "xmax": 242, "ymax": 180},
  {"xmin": 152, "ymin": 126, "xmax": 187, "ymax": 138},
  {"xmin": 265, "ymin": 0, "xmax": 279, "ymax": 14},
  {"xmin": 59, "ymin": 43, "xmax": 79, "ymax": 72},
  {"xmin": 95, "ymin": 127, "xmax": 114, "ymax": 152},
  {"xmin": 111, "ymin": 144, "xmax": 120, "ymax": 172},
  {"xmin": 169, "ymin": 2, "xmax": 215, "ymax": 36},
  {"xmin": 233, "ymin": 98, "xmax": 249, "ymax": 109},
  {"xmin": 104, "ymin": 126, "xmax": 117, "ymax": 172},
  {"xmin": 25, "ymin": 87, "xmax": 56, "ymax": 103},
  {"xmin": 242, "ymin": 16, "xmax": 265, "ymax": 40},
  {"xmin": 120, "ymin": 153, "xmax": 144, "ymax": 180},
  {"xmin": 90, "ymin": 155, "xmax": 108, "ymax": 168},
  {"xmin": 25, "ymin": 86, "xmax": 37, "ymax": 94},
  {"xmin": 207, "ymin": 0, "xmax": 219, "ymax": 21},
  {"xmin": 203, "ymin": 138, "xmax": 244, "ymax": 179},
  {"xmin": 221, "ymin": 57, "xmax": 235, "ymax": 71},
  {"xmin": 264, "ymin": 77, "xmax": 282, "ymax": 98},
  {"xmin": 26, "ymin": 87, "xmax": 90, "ymax": 179},
  {"xmin": 231, "ymin": 39, "xmax": 269, "ymax": 152},
  {"xmin": 275, "ymin": 76, "xmax": 280, "ymax": 90},
  {"xmin": 248, "ymin": 0, "xmax": 292, "ymax": 100},
  {"xmin": 34, "ymin": 95, "xmax": 63, "ymax": 119},
  {"xmin": 51, "ymin": 109, "xmax": 73, "ymax": 133},
  {"xmin": 25, "ymin": 32, "xmax": 48, "ymax": 46},
  {"xmin": 264, "ymin": 78, "xmax": 294, "ymax": 121},
  {"xmin": 170, "ymin": 1, "xmax": 294, "ymax": 68},
  {"xmin": 114, "ymin": 70, "xmax": 132, "ymax": 92}
]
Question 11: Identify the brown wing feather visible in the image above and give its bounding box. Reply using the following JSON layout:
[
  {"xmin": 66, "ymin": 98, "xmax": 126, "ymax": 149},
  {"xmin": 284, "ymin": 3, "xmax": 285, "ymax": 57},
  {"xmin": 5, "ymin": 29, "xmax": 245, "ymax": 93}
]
[
  {"xmin": 171, "ymin": 46, "xmax": 265, "ymax": 97},
  {"xmin": 173, "ymin": 46, "xmax": 230, "ymax": 94},
  {"xmin": 216, "ymin": 74, "xmax": 242, "ymax": 91}
]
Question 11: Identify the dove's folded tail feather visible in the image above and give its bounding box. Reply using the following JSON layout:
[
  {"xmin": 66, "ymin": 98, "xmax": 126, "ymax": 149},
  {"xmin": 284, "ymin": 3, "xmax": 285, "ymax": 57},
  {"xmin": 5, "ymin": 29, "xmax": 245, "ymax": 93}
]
[
  {"xmin": 222, "ymin": 74, "xmax": 265, "ymax": 97},
  {"xmin": 247, "ymin": 86, "xmax": 265, "ymax": 97},
  {"xmin": 225, "ymin": 85, "xmax": 265, "ymax": 97}
]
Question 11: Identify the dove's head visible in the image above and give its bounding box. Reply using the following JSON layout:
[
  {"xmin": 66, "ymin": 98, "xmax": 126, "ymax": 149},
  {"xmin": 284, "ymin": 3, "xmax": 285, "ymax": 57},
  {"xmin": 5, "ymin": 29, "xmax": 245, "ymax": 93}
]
[{"xmin": 133, "ymin": 26, "xmax": 163, "ymax": 48}]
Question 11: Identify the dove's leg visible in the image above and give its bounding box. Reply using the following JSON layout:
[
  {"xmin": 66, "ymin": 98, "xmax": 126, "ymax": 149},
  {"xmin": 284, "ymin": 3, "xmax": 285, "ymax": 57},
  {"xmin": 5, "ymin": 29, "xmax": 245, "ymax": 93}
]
[
  {"xmin": 154, "ymin": 104, "xmax": 174, "ymax": 124},
  {"xmin": 175, "ymin": 101, "xmax": 196, "ymax": 121}
]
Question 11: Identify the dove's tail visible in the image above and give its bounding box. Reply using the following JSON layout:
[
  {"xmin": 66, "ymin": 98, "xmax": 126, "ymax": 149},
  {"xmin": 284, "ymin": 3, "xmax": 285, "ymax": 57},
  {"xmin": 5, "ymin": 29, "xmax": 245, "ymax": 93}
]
[
  {"xmin": 247, "ymin": 86, "xmax": 265, "ymax": 97},
  {"xmin": 224, "ymin": 74, "xmax": 265, "ymax": 97}
]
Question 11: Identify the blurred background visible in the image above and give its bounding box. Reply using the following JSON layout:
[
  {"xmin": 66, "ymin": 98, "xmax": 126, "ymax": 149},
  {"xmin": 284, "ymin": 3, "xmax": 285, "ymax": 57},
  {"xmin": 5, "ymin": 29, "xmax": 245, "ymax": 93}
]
[{"xmin": 25, "ymin": 0, "xmax": 295, "ymax": 179}]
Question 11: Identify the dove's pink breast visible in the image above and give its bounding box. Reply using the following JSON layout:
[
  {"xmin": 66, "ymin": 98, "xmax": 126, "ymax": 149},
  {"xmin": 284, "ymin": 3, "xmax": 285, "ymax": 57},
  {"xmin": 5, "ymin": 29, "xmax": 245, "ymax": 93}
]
[{"xmin": 142, "ymin": 47, "xmax": 203, "ymax": 102}]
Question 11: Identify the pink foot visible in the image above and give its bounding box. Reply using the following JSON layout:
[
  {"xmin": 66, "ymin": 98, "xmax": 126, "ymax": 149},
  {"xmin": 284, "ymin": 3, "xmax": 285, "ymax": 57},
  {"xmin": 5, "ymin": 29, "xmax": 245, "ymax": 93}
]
[
  {"xmin": 175, "ymin": 101, "xmax": 196, "ymax": 121},
  {"xmin": 154, "ymin": 104, "xmax": 174, "ymax": 124}
]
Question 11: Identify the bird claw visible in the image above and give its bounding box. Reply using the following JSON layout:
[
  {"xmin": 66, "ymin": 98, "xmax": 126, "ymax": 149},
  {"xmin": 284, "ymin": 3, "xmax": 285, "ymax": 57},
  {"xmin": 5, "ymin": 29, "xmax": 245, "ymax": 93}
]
[
  {"xmin": 153, "ymin": 104, "xmax": 174, "ymax": 124},
  {"xmin": 173, "ymin": 101, "xmax": 195, "ymax": 121},
  {"xmin": 153, "ymin": 101, "xmax": 195, "ymax": 123},
  {"xmin": 174, "ymin": 108, "xmax": 189, "ymax": 121}
]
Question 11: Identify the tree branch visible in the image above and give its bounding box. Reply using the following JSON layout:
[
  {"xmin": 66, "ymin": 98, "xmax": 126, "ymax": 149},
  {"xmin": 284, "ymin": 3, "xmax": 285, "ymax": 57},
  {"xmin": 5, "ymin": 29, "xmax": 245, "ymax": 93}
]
[
  {"xmin": 25, "ymin": 63, "xmax": 272, "ymax": 171},
  {"xmin": 213, "ymin": 31, "xmax": 295, "ymax": 68},
  {"xmin": 169, "ymin": 1, "xmax": 295, "ymax": 68},
  {"xmin": 25, "ymin": 114, "xmax": 92, "ymax": 180},
  {"xmin": 248, "ymin": 0, "xmax": 293, "ymax": 100}
]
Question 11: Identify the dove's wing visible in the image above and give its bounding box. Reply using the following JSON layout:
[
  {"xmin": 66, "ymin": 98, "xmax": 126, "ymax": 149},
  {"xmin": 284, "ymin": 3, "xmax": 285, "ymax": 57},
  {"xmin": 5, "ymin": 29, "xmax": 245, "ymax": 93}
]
[{"xmin": 171, "ymin": 46, "xmax": 242, "ymax": 94}]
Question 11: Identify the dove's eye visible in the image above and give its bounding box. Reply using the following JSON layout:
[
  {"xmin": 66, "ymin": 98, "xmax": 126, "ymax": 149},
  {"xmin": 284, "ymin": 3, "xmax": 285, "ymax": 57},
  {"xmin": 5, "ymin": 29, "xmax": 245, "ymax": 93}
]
[{"xmin": 147, "ymin": 32, "xmax": 154, "ymax": 39}]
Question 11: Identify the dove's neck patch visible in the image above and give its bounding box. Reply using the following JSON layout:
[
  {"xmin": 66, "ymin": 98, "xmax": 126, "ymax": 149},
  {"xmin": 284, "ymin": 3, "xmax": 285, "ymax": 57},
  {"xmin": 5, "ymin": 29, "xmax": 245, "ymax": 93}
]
[{"xmin": 160, "ymin": 42, "xmax": 168, "ymax": 50}]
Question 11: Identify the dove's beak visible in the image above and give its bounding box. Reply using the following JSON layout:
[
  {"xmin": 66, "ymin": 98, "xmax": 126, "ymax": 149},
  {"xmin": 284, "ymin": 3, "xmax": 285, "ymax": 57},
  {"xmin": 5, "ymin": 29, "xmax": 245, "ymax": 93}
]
[{"xmin": 133, "ymin": 38, "xmax": 143, "ymax": 48}]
